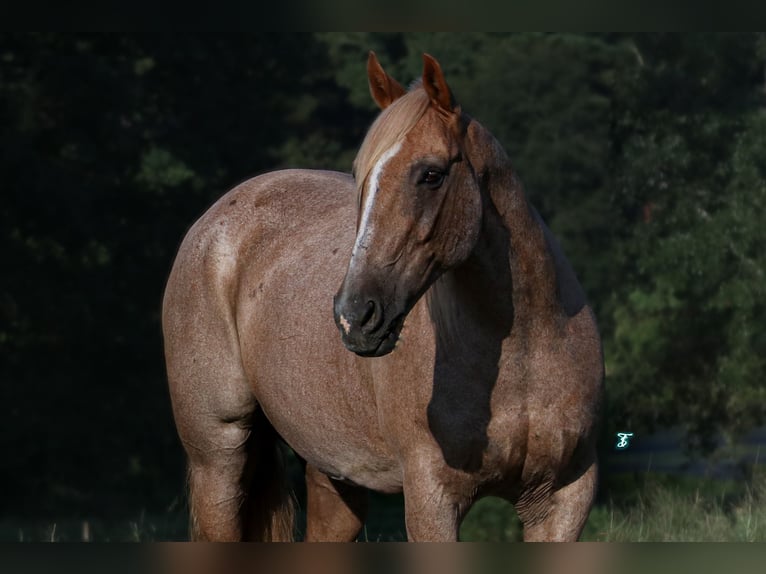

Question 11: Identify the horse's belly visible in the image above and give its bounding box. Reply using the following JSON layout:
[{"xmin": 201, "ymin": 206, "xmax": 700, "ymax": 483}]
[
  {"xmin": 301, "ymin": 447, "xmax": 404, "ymax": 493},
  {"xmin": 239, "ymin": 294, "xmax": 404, "ymax": 493},
  {"xmin": 261, "ymin": 375, "xmax": 404, "ymax": 494}
]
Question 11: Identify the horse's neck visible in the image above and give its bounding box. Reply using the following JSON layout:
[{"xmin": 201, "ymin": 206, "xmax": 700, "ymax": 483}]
[
  {"xmin": 427, "ymin": 120, "xmax": 561, "ymax": 348},
  {"xmin": 455, "ymin": 121, "xmax": 560, "ymax": 325}
]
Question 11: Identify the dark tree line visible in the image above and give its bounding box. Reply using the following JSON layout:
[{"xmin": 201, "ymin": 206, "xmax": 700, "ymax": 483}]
[{"xmin": 1, "ymin": 33, "xmax": 764, "ymax": 520}]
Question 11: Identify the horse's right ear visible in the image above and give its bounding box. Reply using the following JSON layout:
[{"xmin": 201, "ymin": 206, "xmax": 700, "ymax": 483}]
[
  {"xmin": 367, "ymin": 51, "xmax": 406, "ymax": 110},
  {"xmin": 422, "ymin": 53, "xmax": 457, "ymax": 114}
]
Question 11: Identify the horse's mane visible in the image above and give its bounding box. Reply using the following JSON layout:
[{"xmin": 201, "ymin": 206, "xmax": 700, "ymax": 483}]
[{"xmin": 352, "ymin": 85, "xmax": 430, "ymax": 216}]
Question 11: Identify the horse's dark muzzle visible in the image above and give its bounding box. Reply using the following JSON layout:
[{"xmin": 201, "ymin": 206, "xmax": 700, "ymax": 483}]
[{"xmin": 333, "ymin": 292, "xmax": 402, "ymax": 357}]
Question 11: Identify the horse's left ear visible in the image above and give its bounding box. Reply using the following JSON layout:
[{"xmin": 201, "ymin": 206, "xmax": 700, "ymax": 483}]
[
  {"xmin": 367, "ymin": 51, "xmax": 407, "ymax": 110},
  {"xmin": 422, "ymin": 53, "xmax": 457, "ymax": 114}
]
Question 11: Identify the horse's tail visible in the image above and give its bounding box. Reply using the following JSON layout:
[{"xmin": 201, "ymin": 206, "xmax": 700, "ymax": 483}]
[
  {"xmin": 246, "ymin": 415, "xmax": 297, "ymax": 541},
  {"xmin": 187, "ymin": 411, "xmax": 296, "ymax": 541}
]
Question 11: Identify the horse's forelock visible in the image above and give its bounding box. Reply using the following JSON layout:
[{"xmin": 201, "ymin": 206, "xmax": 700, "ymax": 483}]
[{"xmin": 354, "ymin": 88, "xmax": 431, "ymax": 207}]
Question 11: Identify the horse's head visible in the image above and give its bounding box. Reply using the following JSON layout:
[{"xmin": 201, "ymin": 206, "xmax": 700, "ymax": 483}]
[{"xmin": 334, "ymin": 52, "xmax": 482, "ymax": 357}]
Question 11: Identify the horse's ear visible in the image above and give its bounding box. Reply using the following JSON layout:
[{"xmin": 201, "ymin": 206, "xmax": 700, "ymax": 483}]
[
  {"xmin": 367, "ymin": 51, "xmax": 406, "ymax": 110},
  {"xmin": 422, "ymin": 53, "xmax": 456, "ymax": 114}
]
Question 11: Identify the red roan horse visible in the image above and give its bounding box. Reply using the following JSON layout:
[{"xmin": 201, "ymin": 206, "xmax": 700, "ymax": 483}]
[{"xmin": 162, "ymin": 52, "xmax": 604, "ymax": 541}]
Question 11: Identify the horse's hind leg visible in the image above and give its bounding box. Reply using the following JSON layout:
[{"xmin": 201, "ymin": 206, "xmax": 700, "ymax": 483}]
[
  {"xmin": 304, "ymin": 463, "xmax": 368, "ymax": 541},
  {"xmin": 517, "ymin": 460, "xmax": 598, "ymax": 542},
  {"xmin": 185, "ymin": 418, "xmax": 253, "ymax": 541},
  {"xmin": 185, "ymin": 407, "xmax": 296, "ymax": 541}
]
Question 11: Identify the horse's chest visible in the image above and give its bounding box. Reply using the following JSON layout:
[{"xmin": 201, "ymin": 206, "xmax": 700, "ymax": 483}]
[{"xmin": 458, "ymin": 355, "xmax": 589, "ymax": 477}]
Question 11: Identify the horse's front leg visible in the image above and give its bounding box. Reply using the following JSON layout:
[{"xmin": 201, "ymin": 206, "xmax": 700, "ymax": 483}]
[
  {"xmin": 402, "ymin": 458, "xmax": 470, "ymax": 541},
  {"xmin": 516, "ymin": 458, "xmax": 598, "ymax": 542},
  {"xmin": 304, "ymin": 463, "xmax": 368, "ymax": 542}
]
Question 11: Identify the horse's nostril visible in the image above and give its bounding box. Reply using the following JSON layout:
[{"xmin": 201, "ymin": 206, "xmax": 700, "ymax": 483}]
[
  {"xmin": 360, "ymin": 300, "xmax": 376, "ymax": 328},
  {"xmin": 360, "ymin": 300, "xmax": 385, "ymax": 335}
]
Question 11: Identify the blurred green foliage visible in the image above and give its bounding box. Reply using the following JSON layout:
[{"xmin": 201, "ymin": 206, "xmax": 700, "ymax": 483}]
[{"xmin": 1, "ymin": 33, "xmax": 765, "ymax": 528}]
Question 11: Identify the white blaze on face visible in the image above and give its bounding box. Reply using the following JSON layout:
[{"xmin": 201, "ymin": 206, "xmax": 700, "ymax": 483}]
[{"xmin": 351, "ymin": 141, "xmax": 403, "ymax": 261}]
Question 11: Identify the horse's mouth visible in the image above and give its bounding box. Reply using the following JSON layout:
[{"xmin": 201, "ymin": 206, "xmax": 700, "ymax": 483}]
[{"xmin": 345, "ymin": 313, "xmax": 406, "ymax": 358}]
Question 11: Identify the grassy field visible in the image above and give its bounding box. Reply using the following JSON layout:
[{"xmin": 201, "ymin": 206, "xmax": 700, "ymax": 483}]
[
  {"xmin": 460, "ymin": 470, "xmax": 766, "ymax": 542},
  {"xmin": 4, "ymin": 469, "xmax": 765, "ymax": 541},
  {"xmin": 584, "ymin": 477, "xmax": 765, "ymax": 542}
]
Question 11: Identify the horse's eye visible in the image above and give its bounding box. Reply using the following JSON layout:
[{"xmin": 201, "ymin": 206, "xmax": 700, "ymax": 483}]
[{"xmin": 421, "ymin": 169, "xmax": 445, "ymax": 188}]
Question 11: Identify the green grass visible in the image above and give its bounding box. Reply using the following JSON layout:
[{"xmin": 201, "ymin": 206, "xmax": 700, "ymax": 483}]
[
  {"xmin": 460, "ymin": 497, "xmax": 523, "ymax": 541},
  {"xmin": 6, "ymin": 471, "xmax": 766, "ymax": 541},
  {"xmin": 1, "ymin": 511, "xmax": 189, "ymax": 542},
  {"xmin": 460, "ymin": 471, "xmax": 766, "ymax": 542},
  {"xmin": 583, "ymin": 474, "xmax": 766, "ymax": 541}
]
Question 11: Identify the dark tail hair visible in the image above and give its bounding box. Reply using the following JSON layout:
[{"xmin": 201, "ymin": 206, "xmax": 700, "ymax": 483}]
[{"xmin": 244, "ymin": 419, "xmax": 296, "ymax": 541}]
